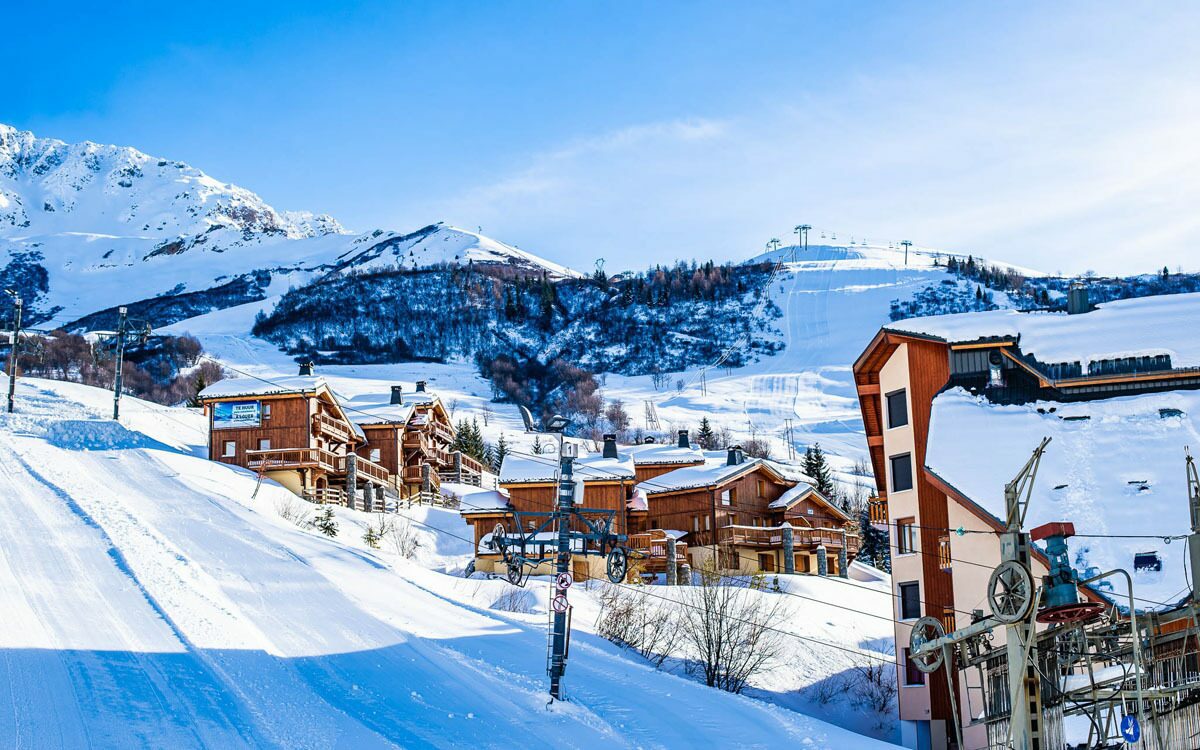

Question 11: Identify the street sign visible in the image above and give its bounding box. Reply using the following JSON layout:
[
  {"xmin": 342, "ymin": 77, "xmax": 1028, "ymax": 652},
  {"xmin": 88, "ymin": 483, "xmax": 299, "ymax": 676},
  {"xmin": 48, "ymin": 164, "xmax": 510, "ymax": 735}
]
[
  {"xmin": 1120, "ymin": 714, "xmax": 1140, "ymax": 743},
  {"xmin": 551, "ymin": 594, "xmax": 569, "ymax": 614},
  {"xmin": 555, "ymin": 572, "xmax": 573, "ymax": 590}
]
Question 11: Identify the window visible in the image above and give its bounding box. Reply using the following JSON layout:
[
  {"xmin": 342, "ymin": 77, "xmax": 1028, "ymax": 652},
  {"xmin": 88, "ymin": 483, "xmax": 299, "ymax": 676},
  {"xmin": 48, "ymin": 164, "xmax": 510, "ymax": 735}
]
[
  {"xmin": 262, "ymin": 402, "xmax": 272, "ymax": 420},
  {"xmin": 692, "ymin": 516, "xmax": 700, "ymax": 532},
  {"xmin": 757, "ymin": 479, "xmax": 767, "ymax": 497},
  {"xmin": 369, "ymin": 448, "xmax": 381, "ymax": 463},
  {"xmin": 903, "ymin": 648, "xmax": 927, "ymax": 686},
  {"xmin": 886, "ymin": 389, "xmax": 909, "ymax": 429},
  {"xmin": 257, "ymin": 438, "xmax": 271, "ymax": 451},
  {"xmin": 705, "ymin": 515, "xmax": 711, "ymax": 531},
  {"xmin": 899, "ymin": 581, "xmax": 921, "ymax": 620},
  {"xmin": 720, "ymin": 488, "xmax": 735, "ymax": 506},
  {"xmin": 222, "ymin": 441, "xmax": 236, "ymax": 458},
  {"xmin": 890, "ymin": 453, "xmax": 914, "ymax": 493},
  {"xmin": 896, "ymin": 518, "xmax": 917, "ymax": 555}
]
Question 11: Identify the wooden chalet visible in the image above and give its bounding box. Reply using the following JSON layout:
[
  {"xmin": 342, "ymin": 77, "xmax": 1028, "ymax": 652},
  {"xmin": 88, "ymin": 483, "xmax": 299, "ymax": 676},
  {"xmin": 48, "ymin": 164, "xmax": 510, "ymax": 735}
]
[
  {"xmin": 637, "ymin": 446, "xmax": 858, "ymax": 576},
  {"xmin": 462, "ymin": 435, "xmax": 644, "ymax": 580},
  {"xmin": 344, "ymin": 380, "xmax": 492, "ymax": 503},
  {"xmin": 198, "ymin": 363, "xmax": 394, "ymax": 509},
  {"xmin": 624, "ymin": 430, "xmax": 705, "ymax": 482}
]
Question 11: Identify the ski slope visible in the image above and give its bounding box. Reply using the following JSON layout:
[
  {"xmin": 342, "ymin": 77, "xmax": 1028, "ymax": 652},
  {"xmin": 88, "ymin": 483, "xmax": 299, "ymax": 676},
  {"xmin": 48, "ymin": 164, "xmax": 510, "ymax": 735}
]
[{"xmin": 0, "ymin": 374, "xmax": 897, "ymax": 749}]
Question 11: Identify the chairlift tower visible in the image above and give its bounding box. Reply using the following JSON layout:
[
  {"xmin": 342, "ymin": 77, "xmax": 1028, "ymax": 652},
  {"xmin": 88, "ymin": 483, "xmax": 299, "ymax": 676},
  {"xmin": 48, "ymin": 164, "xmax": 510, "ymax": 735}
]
[{"xmin": 901, "ymin": 240, "xmax": 912, "ymax": 267}]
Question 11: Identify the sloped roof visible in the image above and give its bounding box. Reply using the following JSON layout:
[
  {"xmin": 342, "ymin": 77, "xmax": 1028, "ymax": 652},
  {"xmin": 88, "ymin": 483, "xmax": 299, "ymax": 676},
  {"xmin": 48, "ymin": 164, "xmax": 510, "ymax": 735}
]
[
  {"xmin": 624, "ymin": 442, "xmax": 705, "ymax": 466},
  {"xmin": 198, "ymin": 375, "xmax": 325, "ymax": 400},
  {"xmin": 767, "ymin": 484, "xmax": 849, "ymax": 520},
  {"xmin": 500, "ymin": 448, "xmax": 636, "ymax": 485},
  {"xmin": 925, "ymin": 386, "xmax": 1197, "ymax": 612},
  {"xmin": 637, "ymin": 456, "xmax": 781, "ymax": 495},
  {"xmin": 458, "ymin": 489, "xmax": 512, "ymax": 515},
  {"xmin": 886, "ymin": 291, "xmax": 1200, "ymax": 369}
]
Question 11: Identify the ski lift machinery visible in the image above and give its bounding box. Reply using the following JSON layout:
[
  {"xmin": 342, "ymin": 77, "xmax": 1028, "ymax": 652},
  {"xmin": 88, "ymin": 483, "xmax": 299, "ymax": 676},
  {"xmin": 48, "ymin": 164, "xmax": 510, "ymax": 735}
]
[
  {"xmin": 489, "ymin": 414, "xmax": 632, "ymax": 586},
  {"xmin": 907, "ymin": 438, "xmax": 1150, "ymax": 750}
]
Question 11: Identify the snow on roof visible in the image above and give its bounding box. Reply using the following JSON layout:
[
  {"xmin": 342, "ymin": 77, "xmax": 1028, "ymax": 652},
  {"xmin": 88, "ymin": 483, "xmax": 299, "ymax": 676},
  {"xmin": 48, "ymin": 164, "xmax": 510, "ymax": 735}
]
[
  {"xmin": 458, "ymin": 489, "xmax": 512, "ymax": 515},
  {"xmin": 499, "ymin": 448, "xmax": 635, "ymax": 485},
  {"xmin": 926, "ymin": 386, "xmax": 1197, "ymax": 611},
  {"xmin": 887, "ymin": 292, "xmax": 1200, "ymax": 368},
  {"xmin": 623, "ymin": 442, "xmax": 705, "ymax": 465},
  {"xmin": 198, "ymin": 375, "xmax": 325, "ymax": 400},
  {"xmin": 768, "ymin": 483, "xmax": 818, "ymax": 509},
  {"xmin": 342, "ymin": 396, "xmax": 416, "ymax": 426},
  {"xmin": 637, "ymin": 457, "xmax": 762, "ymax": 495}
]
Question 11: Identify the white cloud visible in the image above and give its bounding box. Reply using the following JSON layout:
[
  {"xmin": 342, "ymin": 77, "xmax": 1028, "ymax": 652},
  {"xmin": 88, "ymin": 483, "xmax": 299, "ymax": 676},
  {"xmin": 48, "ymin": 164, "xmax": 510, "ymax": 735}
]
[{"xmin": 421, "ymin": 9, "xmax": 1200, "ymax": 275}]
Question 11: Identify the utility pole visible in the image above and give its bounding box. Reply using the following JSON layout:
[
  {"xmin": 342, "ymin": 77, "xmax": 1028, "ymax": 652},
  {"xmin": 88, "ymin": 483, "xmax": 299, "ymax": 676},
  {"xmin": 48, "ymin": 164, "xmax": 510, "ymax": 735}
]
[
  {"xmin": 112, "ymin": 306, "xmax": 128, "ymax": 420},
  {"xmin": 5, "ymin": 291, "xmax": 22, "ymax": 414},
  {"xmin": 901, "ymin": 240, "xmax": 912, "ymax": 266},
  {"xmin": 548, "ymin": 431, "xmax": 577, "ymax": 701}
]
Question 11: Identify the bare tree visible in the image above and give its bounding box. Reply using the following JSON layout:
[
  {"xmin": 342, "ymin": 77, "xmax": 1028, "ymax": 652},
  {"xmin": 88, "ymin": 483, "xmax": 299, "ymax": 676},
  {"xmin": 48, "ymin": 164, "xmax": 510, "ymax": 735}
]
[
  {"xmin": 849, "ymin": 645, "xmax": 898, "ymax": 727},
  {"xmin": 480, "ymin": 403, "xmax": 493, "ymax": 427},
  {"xmin": 678, "ymin": 559, "xmax": 787, "ymax": 693},
  {"xmin": 376, "ymin": 513, "xmax": 422, "ymax": 558},
  {"xmin": 595, "ymin": 583, "xmax": 676, "ymax": 669}
]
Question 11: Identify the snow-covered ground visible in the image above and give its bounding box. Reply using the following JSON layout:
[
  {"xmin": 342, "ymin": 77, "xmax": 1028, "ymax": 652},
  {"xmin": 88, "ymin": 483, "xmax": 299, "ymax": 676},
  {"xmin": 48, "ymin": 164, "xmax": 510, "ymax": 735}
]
[{"xmin": 0, "ymin": 373, "xmax": 898, "ymax": 748}]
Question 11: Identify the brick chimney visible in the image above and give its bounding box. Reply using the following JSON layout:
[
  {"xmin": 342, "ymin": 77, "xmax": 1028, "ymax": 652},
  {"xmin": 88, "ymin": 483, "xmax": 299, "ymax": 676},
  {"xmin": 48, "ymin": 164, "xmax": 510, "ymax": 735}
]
[
  {"xmin": 390, "ymin": 386, "xmax": 404, "ymax": 405},
  {"xmin": 298, "ymin": 362, "xmax": 315, "ymax": 376},
  {"xmin": 602, "ymin": 433, "xmax": 619, "ymax": 459},
  {"xmin": 677, "ymin": 429, "xmax": 689, "ymax": 449},
  {"xmin": 727, "ymin": 445, "xmax": 744, "ymax": 466},
  {"xmin": 415, "ymin": 380, "xmax": 427, "ymax": 393}
]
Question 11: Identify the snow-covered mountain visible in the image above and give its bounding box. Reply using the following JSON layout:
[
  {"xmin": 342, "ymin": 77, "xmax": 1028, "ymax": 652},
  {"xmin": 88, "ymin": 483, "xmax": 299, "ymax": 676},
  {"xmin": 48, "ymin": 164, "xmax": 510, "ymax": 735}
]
[{"xmin": 0, "ymin": 124, "xmax": 578, "ymax": 325}]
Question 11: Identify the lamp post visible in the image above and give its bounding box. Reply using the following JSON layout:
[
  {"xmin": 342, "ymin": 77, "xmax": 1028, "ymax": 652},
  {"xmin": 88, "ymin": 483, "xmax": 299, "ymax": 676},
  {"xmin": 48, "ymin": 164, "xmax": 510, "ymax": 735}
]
[{"xmin": 4, "ymin": 289, "xmax": 22, "ymax": 413}]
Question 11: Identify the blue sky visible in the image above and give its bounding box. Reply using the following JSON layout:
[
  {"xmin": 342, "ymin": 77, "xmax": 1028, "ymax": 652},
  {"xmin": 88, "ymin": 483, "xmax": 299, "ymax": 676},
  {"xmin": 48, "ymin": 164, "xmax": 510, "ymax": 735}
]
[{"xmin": 4, "ymin": 1, "xmax": 1199, "ymax": 274}]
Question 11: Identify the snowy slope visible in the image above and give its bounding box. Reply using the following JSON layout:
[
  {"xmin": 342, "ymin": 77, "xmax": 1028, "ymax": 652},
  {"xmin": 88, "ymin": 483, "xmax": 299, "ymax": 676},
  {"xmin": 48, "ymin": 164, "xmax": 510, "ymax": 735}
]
[
  {"xmin": 0, "ymin": 373, "xmax": 897, "ymax": 748},
  {"xmin": 0, "ymin": 124, "xmax": 579, "ymax": 324}
]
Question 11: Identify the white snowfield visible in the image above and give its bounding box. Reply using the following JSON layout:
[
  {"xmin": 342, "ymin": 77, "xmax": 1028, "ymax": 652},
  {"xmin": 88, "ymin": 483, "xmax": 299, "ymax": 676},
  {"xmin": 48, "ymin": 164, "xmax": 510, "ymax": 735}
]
[
  {"xmin": 926, "ymin": 387, "xmax": 1199, "ymax": 610},
  {"xmin": 888, "ymin": 291, "xmax": 1200, "ymax": 369},
  {"xmin": 0, "ymin": 374, "xmax": 896, "ymax": 749}
]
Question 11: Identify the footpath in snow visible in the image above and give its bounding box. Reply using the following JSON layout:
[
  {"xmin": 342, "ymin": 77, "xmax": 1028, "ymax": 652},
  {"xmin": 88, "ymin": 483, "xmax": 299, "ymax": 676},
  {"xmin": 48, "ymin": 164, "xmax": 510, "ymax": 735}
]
[{"xmin": 0, "ymin": 374, "xmax": 897, "ymax": 749}]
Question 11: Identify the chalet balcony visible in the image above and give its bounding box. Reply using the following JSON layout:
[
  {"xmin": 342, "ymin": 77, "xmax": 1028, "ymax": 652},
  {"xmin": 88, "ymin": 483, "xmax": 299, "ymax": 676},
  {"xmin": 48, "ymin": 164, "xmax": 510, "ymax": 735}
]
[
  {"xmin": 937, "ymin": 535, "xmax": 952, "ymax": 571},
  {"xmin": 628, "ymin": 530, "xmax": 688, "ymax": 573},
  {"xmin": 312, "ymin": 412, "xmax": 356, "ymax": 444},
  {"xmin": 247, "ymin": 447, "xmax": 344, "ymax": 473},
  {"xmin": 868, "ymin": 496, "xmax": 889, "ymax": 528},
  {"xmin": 431, "ymin": 422, "xmax": 455, "ymax": 445},
  {"xmin": 402, "ymin": 465, "xmax": 426, "ymax": 483},
  {"xmin": 403, "ymin": 431, "xmax": 428, "ymax": 451},
  {"xmin": 717, "ymin": 524, "xmax": 856, "ymax": 551},
  {"xmin": 351, "ymin": 454, "xmax": 390, "ymax": 485}
]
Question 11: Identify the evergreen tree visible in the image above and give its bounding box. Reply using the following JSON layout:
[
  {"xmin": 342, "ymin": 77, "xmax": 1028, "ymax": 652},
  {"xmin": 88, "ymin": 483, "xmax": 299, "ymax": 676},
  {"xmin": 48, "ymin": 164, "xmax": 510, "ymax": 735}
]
[
  {"xmin": 493, "ymin": 433, "xmax": 509, "ymax": 473},
  {"xmin": 315, "ymin": 505, "xmax": 338, "ymax": 537},
  {"xmin": 856, "ymin": 502, "xmax": 891, "ymax": 572},
  {"xmin": 802, "ymin": 443, "xmax": 835, "ymax": 498},
  {"xmin": 188, "ymin": 370, "xmax": 209, "ymax": 408},
  {"xmin": 695, "ymin": 417, "xmax": 717, "ymax": 450},
  {"xmin": 362, "ymin": 524, "xmax": 381, "ymax": 549}
]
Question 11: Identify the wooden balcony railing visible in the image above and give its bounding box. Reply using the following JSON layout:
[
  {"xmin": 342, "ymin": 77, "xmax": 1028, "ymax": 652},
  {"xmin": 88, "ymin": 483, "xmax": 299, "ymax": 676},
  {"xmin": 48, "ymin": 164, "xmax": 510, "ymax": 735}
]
[
  {"xmin": 403, "ymin": 431, "xmax": 427, "ymax": 451},
  {"xmin": 352, "ymin": 454, "xmax": 390, "ymax": 485},
  {"xmin": 247, "ymin": 448, "xmax": 344, "ymax": 473},
  {"xmin": 455, "ymin": 451, "xmax": 486, "ymax": 475},
  {"xmin": 312, "ymin": 412, "xmax": 356, "ymax": 444},
  {"xmin": 717, "ymin": 525, "xmax": 852, "ymax": 549},
  {"xmin": 629, "ymin": 530, "xmax": 688, "ymax": 561},
  {"xmin": 941, "ymin": 606, "xmax": 957, "ymax": 635},
  {"xmin": 937, "ymin": 535, "xmax": 952, "ymax": 571},
  {"xmin": 402, "ymin": 465, "xmax": 426, "ymax": 483},
  {"xmin": 868, "ymin": 496, "xmax": 889, "ymax": 528},
  {"xmin": 431, "ymin": 422, "xmax": 455, "ymax": 444}
]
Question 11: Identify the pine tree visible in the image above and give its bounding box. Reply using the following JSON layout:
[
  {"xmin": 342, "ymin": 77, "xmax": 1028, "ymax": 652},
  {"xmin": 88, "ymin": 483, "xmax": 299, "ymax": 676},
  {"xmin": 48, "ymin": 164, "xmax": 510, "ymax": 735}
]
[
  {"xmin": 532, "ymin": 434, "xmax": 545, "ymax": 455},
  {"xmin": 362, "ymin": 524, "xmax": 381, "ymax": 549},
  {"xmin": 188, "ymin": 370, "xmax": 208, "ymax": 408},
  {"xmin": 856, "ymin": 502, "xmax": 891, "ymax": 572},
  {"xmin": 802, "ymin": 443, "xmax": 835, "ymax": 498},
  {"xmin": 695, "ymin": 417, "xmax": 717, "ymax": 450},
  {"xmin": 315, "ymin": 505, "xmax": 338, "ymax": 537},
  {"xmin": 493, "ymin": 433, "xmax": 509, "ymax": 473}
]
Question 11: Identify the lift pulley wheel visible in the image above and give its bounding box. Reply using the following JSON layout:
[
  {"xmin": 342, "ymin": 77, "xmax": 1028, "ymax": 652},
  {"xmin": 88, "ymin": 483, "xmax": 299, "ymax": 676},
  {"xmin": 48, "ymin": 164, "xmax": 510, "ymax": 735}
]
[
  {"xmin": 909, "ymin": 616, "xmax": 946, "ymax": 674},
  {"xmin": 988, "ymin": 560, "xmax": 1035, "ymax": 624}
]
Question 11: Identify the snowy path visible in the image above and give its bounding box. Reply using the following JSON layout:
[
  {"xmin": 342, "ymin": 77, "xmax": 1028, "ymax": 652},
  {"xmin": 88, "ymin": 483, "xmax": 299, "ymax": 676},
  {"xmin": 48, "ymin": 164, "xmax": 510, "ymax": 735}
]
[{"xmin": 0, "ymin": 376, "xmax": 895, "ymax": 749}]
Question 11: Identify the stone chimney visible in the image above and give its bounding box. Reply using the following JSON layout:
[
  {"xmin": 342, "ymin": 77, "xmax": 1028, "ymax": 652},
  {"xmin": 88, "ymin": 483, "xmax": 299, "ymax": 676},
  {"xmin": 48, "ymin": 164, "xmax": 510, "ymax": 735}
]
[
  {"xmin": 727, "ymin": 445, "xmax": 744, "ymax": 466},
  {"xmin": 602, "ymin": 434, "xmax": 618, "ymax": 459},
  {"xmin": 1067, "ymin": 282, "xmax": 1090, "ymax": 315},
  {"xmin": 298, "ymin": 362, "xmax": 315, "ymax": 376},
  {"xmin": 390, "ymin": 386, "xmax": 404, "ymax": 405},
  {"xmin": 415, "ymin": 380, "xmax": 427, "ymax": 393},
  {"xmin": 678, "ymin": 429, "xmax": 689, "ymax": 449}
]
